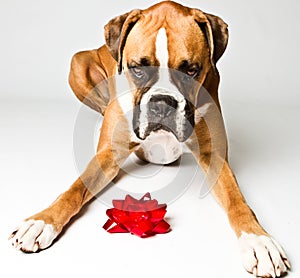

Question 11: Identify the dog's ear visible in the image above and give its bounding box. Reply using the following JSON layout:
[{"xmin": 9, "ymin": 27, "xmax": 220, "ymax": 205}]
[
  {"xmin": 193, "ymin": 9, "xmax": 229, "ymax": 65},
  {"xmin": 204, "ymin": 13, "xmax": 229, "ymax": 63},
  {"xmin": 104, "ymin": 10, "xmax": 142, "ymax": 73}
]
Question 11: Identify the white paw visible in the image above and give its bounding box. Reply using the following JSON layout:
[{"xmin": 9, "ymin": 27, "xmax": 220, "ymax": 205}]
[
  {"xmin": 238, "ymin": 232, "xmax": 291, "ymax": 277},
  {"xmin": 9, "ymin": 220, "xmax": 58, "ymax": 252}
]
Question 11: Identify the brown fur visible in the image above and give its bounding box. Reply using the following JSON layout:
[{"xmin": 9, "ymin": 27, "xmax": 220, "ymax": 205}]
[{"xmin": 20, "ymin": 0, "xmax": 268, "ymax": 251}]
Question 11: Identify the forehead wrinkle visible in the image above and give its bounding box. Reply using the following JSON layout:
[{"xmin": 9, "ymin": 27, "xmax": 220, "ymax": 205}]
[
  {"xmin": 124, "ymin": 25, "xmax": 156, "ymax": 66},
  {"xmin": 167, "ymin": 22, "xmax": 209, "ymax": 68}
]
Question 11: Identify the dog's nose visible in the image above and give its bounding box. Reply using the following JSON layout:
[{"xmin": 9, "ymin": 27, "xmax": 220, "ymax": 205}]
[{"xmin": 148, "ymin": 94, "xmax": 178, "ymax": 117}]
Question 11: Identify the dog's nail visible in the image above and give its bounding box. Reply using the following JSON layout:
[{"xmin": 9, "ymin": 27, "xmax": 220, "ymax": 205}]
[
  {"xmin": 9, "ymin": 229, "xmax": 19, "ymax": 240},
  {"xmin": 270, "ymin": 268, "xmax": 276, "ymax": 278},
  {"xmin": 252, "ymin": 266, "xmax": 257, "ymax": 276},
  {"xmin": 33, "ymin": 242, "xmax": 39, "ymax": 252},
  {"xmin": 283, "ymin": 258, "xmax": 291, "ymax": 269},
  {"xmin": 8, "ymin": 233, "xmax": 15, "ymax": 240},
  {"xmin": 275, "ymin": 266, "xmax": 281, "ymax": 277}
]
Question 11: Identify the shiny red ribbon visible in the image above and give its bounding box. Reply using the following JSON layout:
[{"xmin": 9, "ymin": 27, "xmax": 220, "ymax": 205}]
[{"xmin": 103, "ymin": 193, "xmax": 171, "ymax": 238}]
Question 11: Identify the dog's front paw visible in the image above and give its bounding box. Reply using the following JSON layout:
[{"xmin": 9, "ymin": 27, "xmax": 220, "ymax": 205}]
[
  {"xmin": 9, "ymin": 220, "xmax": 58, "ymax": 253},
  {"xmin": 238, "ymin": 232, "xmax": 290, "ymax": 277}
]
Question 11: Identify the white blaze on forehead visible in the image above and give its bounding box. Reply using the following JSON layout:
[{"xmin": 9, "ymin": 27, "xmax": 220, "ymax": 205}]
[
  {"xmin": 153, "ymin": 27, "xmax": 185, "ymax": 105},
  {"xmin": 155, "ymin": 28, "xmax": 169, "ymax": 69},
  {"xmin": 154, "ymin": 28, "xmax": 184, "ymax": 100}
]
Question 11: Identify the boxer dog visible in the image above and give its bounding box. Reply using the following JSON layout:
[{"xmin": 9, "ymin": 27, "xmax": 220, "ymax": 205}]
[{"xmin": 9, "ymin": 1, "xmax": 290, "ymax": 277}]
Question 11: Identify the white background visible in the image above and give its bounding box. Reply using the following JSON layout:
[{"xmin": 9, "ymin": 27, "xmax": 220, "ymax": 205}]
[{"xmin": 0, "ymin": 1, "xmax": 299, "ymax": 277}]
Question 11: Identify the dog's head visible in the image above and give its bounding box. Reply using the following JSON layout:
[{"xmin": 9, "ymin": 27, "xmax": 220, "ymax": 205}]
[{"xmin": 104, "ymin": 1, "xmax": 228, "ymax": 142}]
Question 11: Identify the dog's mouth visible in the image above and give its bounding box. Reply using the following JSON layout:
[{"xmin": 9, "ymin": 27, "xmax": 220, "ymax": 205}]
[
  {"xmin": 134, "ymin": 120, "xmax": 194, "ymax": 142},
  {"xmin": 133, "ymin": 94, "xmax": 195, "ymax": 142},
  {"xmin": 143, "ymin": 123, "xmax": 176, "ymax": 139}
]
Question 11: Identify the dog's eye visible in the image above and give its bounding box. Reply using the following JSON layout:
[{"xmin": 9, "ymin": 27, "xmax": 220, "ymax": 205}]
[
  {"xmin": 180, "ymin": 67, "xmax": 200, "ymax": 83},
  {"xmin": 186, "ymin": 67, "xmax": 200, "ymax": 78},
  {"xmin": 131, "ymin": 67, "xmax": 144, "ymax": 78},
  {"xmin": 187, "ymin": 69, "xmax": 197, "ymax": 77},
  {"xmin": 178, "ymin": 61, "xmax": 202, "ymax": 80}
]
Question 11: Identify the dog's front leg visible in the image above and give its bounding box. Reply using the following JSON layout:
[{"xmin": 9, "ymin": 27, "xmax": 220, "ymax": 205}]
[
  {"xmin": 9, "ymin": 104, "xmax": 137, "ymax": 252},
  {"xmin": 187, "ymin": 117, "xmax": 290, "ymax": 277}
]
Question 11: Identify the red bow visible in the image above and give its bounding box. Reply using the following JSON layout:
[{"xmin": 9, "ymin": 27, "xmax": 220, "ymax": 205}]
[{"xmin": 103, "ymin": 193, "xmax": 171, "ymax": 238}]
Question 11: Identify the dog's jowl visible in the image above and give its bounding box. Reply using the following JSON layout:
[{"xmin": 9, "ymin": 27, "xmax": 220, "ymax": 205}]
[{"xmin": 9, "ymin": 1, "xmax": 290, "ymax": 277}]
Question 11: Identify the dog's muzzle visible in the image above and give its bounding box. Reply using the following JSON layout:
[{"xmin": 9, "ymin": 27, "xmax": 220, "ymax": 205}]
[{"xmin": 133, "ymin": 92, "xmax": 195, "ymax": 142}]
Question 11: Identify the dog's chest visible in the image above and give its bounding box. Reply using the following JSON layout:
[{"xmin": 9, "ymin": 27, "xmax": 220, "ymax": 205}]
[{"xmin": 136, "ymin": 130, "xmax": 182, "ymax": 164}]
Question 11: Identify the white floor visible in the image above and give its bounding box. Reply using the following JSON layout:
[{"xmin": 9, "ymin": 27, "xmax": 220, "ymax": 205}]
[{"xmin": 0, "ymin": 98, "xmax": 299, "ymax": 277}]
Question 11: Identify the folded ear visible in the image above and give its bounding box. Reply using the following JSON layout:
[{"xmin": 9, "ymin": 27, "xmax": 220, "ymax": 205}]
[
  {"xmin": 104, "ymin": 10, "xmax": 142, "ymax": 73},
  {"xmin": 193, "ymin": 9, "xmax": 229, "ymax": 64},
  {"xmin": 204, "ymin": 13, "xmax": 229, "ymax": 63}
]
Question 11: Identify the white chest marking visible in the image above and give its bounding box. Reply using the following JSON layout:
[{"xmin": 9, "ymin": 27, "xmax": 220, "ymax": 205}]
[{"xmin": 138, "ymin": 130, "xmax": 182, "ymax": 165}]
